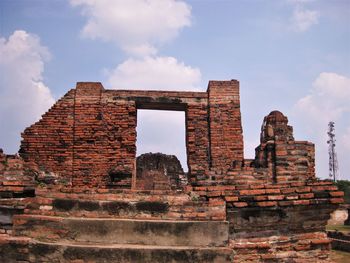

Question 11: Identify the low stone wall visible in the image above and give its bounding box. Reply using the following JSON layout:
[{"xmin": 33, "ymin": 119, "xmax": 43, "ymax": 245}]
[{"xmin": 328, "ymin": 205, "xmax": 349, "ymax": 225}]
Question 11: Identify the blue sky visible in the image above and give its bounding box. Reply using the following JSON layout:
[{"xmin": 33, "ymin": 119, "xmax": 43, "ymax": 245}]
[{"xmin": 0, "ymin": 0, "xmax": 349, "ymax": 180}]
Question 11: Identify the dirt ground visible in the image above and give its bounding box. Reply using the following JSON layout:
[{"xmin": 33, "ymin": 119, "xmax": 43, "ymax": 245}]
[{"xmin": 330, "ymin": 250, "xmax": 350, "ymax": 263}]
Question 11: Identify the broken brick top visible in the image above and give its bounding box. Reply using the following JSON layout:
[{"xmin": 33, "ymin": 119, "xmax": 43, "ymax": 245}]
[
  {"xmin": 136, "ymin": 153, "xmax": 185, "ymax": 190},
  {"xmin": 137, "ymin": 153, "xmax": 184, "ymax": 174},
  {"xmin": 260, "ymin": 110, "xmax": 294, "ymax": 143},
  {"xmin": 19, "ymin": 80, "xmax": 315, "ymax": 189}
]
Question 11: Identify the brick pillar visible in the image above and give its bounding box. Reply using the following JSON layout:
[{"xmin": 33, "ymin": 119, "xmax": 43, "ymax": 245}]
[
  {"xmin": 100, "ymin": 96, "xmax": 136, "ymax": 189},
  {"xmin": 186, "ymin": 102, "xmax": 210, "ymax": 184},
  {"xmin": 207, "ymin": 80, "xmax": 244, "ymax": 173},
  {"xmin": 72, "ymin": 82, "xmax": 104, "ymax": 187}
]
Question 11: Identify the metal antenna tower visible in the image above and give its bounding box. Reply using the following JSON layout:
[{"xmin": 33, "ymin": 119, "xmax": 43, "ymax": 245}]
[{"xmin": 327, "ymin": 121, "xmax": 339, "ymax": 182}]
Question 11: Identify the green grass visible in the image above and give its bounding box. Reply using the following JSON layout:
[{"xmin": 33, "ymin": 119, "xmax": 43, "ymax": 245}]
[
  {"xmin": 331, "ymin": 250, "xmax": 350, "ymax": 263},
  {"xmin": 326, "ymin": 225, "xmax": 350, "ymax": 233}
]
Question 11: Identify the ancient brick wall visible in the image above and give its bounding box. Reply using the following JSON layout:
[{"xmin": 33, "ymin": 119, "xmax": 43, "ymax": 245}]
[
  {"xmin": 20, "ymin": 89, "xmax": 75, "ymax": 183},
  {"xmin": 20, "ymin": 83, "xmax": 218, "ymax": 188},
  {"xmin": 19, "ymin": 81, "xmax": 319, "ymax": 189},
  {"xmin": 72, "ymin": 83, "xmax": 137, "ymax": 188}
]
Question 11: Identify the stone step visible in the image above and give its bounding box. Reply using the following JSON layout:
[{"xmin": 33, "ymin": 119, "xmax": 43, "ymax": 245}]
[
  {"xmin": 25, "ymin": 240, "xmax": 233, "ymax": 263},
  {"xmin": 24, "ymin": 195, "xmax": 226, "ymax": 221},
  {"xmin": 35, "ymin": 188, "xmax": 190, "ymax": 200},
  {"xmin": 13, "ymin": 215, "xmax": 229, "ymax": 247}
]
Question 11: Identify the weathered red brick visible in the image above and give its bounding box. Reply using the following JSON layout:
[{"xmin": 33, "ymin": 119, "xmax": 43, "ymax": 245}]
[
  {"xmin": 329, "ymin": 191, "xmax": 344, "ymax": 197},
  {"xmin": 257, "ymin": 201, "xmax": 277, "ymax": 207}
]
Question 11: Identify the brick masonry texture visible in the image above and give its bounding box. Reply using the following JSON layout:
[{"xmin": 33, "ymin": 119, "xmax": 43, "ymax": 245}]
[{"xmin": 0, "ymin": 80, "xmax": 344, "ymax": 262}]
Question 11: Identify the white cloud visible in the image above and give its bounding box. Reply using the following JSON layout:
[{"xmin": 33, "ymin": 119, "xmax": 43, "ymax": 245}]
[
  {"xmin": 70, "ymin": 0, "xmax": 191, "ymax": 56},
  {"xmin": 107, "ymin": 56, "xmax": 201, "ymax": 91},
  {"xmin": 291, "ymin": 6, "xmax": 319, "ymax": 32},
  {"xmin": 293, "ymin": 72, "xmax": 350, "ymax": 180},
  {"xmin": 0, "ymin": 30, "xmax": 55, "ymax": 153}
]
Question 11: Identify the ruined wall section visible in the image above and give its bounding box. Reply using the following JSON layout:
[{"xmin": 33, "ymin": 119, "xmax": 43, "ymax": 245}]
[
  {"xmin": 0, "ymin": 150, "xmax": 35, "ymax": 198},
  {"xmin": 20, "ymin": 83, "xmax": 137, "ymax": 188},
  {"xmin": 19, "ymin": 81, "xmax": 314, "ymax": 189},
  {"xmin": 73, "ymin": 84, "xmax": 137, "ymax": 188},
  {"xmin": 208, "ymin": 80, "xmax": 243, "ymax": 173},
  {"xmin": 275, "ymin": 141, "xmax": 315, "ymax": 183},
  {"xmin": 20, "ymin": 84, "xmax": 213, "ymax": 188},
  {"xmin": 0, "ymin": 150, "xmax": 36, "ymax": 235},
  {"xmin": 20, "ymin": 89, "xmax": 75, "ymax": 184}
]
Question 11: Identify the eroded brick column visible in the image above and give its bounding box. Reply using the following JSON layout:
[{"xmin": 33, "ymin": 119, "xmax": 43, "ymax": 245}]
[{"xmin": 208, "ymin": 80, "xmax": 244, "ymax": 173}]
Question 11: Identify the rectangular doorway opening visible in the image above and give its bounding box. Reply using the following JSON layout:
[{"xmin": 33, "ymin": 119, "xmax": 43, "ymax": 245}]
[{"xmin": 136, "ymin": 110, "xmax": 188, "ymax": 190}]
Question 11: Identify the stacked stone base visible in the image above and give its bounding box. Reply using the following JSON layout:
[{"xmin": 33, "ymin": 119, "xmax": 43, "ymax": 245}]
[
  {"xmin": 0, "ymin": 181, "xmax": 343, "ymax": 263},
  {"xmin": 231, "ymin": 232, "xmax": 331, "ymax": 263},
  {"xmin": 189, "ymin": 180, "xmax": 342, "ymax": 263},
  {"xmin": 0, "ymin": 237, "xmax": 232, "ymax": 263},
  {"xmin": 1, "ymin": 188, "xmax": 232, "ymax": 263}
]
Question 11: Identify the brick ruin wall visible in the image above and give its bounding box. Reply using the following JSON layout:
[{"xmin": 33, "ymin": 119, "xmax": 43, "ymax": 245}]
[
  {"xmin": 19, "ymin": 81, "xmax": 236, "ymax": 188},
  {"xmin": 0, "ymin": 80, "xmax": 344, "ymax": 262},
  {"xmin": 19, "ymin": 80, "xmax": 315, "ymax": 189}
]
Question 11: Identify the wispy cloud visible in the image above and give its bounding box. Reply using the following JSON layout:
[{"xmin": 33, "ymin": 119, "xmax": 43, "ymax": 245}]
[
  {"xmin": 291, "ymin": 6, "xmax": 319, "ymax": 32},
  {"xmin": 288, "ymin": 0, "xmax": 320, "ymax": 32}
]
